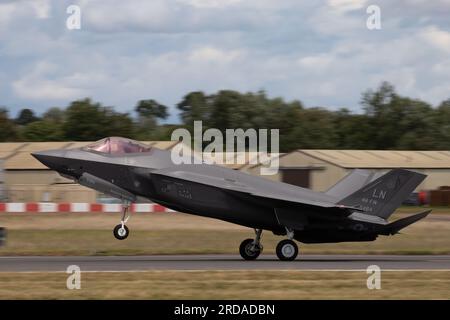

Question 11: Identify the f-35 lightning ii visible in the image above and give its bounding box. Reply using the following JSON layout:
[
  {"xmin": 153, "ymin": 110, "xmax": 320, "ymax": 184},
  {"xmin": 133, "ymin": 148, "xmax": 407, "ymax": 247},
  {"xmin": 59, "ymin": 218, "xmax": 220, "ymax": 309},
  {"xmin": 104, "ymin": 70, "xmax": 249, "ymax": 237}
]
[{"xmin": 32, "ymin": 137, "xmax": 430, "ymax": 261}]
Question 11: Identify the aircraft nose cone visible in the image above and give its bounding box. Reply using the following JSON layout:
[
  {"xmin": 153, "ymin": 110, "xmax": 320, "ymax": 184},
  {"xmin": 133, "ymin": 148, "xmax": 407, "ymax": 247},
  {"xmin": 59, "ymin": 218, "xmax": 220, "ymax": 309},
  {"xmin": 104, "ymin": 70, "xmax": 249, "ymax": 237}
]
[{"xmin": 31, "ymin": 149, "xmax": 66, "ymax": 170}]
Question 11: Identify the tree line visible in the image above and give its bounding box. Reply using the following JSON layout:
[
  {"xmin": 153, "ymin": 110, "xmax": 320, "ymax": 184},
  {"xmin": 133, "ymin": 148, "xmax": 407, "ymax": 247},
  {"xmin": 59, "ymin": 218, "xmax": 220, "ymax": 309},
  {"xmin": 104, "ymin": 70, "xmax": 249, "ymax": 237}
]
[{"xmin": 0, "ymin": 82, "xmax": 449, "ymax": 152}]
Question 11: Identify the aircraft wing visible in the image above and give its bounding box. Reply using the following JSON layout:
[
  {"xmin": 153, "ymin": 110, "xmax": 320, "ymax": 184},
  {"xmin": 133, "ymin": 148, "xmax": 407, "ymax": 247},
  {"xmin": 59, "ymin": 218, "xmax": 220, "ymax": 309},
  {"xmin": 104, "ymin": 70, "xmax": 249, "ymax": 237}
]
[
  {"xmin": 250, "ymin": 192, "xmax": 365, "ymax": 213},
  {"xmin": 151, "ymin": 166, "xmax": 362, "ymax": 217}
]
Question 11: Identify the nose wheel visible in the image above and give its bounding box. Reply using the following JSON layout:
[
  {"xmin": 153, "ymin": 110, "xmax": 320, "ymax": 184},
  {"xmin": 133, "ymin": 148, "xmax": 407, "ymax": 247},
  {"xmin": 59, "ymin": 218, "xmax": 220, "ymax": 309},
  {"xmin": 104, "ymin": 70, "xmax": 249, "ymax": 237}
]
[
  {"xmin": 113, "ymin": 224, "xmax": 129, "ymax": 240},
  {"xmin": 113, "ymin": 202, "xmax": 131, "ymax": 240}
]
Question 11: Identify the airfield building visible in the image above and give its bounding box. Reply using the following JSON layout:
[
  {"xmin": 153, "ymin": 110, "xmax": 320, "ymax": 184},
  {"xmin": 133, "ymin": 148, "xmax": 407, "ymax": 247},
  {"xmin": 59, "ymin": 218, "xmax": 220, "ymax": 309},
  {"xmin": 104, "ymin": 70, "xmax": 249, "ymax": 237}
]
[
  {"xmin": 0, "ymin": 142, "xmax": 449, "ymax": 203},
  {"xmin": 248, "ymin": 149, "xmax": 450, "ymax": 191}
]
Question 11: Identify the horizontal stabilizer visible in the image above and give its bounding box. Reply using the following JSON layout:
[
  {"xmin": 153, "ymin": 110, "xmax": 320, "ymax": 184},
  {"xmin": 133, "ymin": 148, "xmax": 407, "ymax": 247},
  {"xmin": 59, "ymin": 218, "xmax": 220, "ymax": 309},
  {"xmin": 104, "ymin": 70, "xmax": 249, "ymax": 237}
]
[{"xmin": 379, "ymin": 210, "xmax": 431, "ymax": 235}]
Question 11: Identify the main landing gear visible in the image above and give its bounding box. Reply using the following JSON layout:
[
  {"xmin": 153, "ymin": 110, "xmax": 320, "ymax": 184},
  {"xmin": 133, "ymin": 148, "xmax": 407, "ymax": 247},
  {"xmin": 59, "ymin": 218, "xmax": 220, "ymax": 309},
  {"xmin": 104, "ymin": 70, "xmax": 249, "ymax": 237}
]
[
  {"xmin": 239, "ymin": 229, "xmax": 263, "ymax": 260},
  {"xmin": 276, "ymin": 228, "xmax": 298, "ymax": 261},
  {"xmin": 113, "ymin": 202, "xmax": 131, "ymax": 240},
  {"xmin": 239, "ymin": 227, "xmax": 299, "ymax": 261}
]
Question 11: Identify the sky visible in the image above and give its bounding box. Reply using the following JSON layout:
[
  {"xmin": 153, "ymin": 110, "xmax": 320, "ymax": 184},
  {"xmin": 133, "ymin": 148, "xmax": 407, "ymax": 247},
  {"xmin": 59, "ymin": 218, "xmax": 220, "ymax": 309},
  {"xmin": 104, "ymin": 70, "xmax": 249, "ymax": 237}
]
[{"xmin": 0, "ymin": 0, "xmax": 449, "ymax": 123}]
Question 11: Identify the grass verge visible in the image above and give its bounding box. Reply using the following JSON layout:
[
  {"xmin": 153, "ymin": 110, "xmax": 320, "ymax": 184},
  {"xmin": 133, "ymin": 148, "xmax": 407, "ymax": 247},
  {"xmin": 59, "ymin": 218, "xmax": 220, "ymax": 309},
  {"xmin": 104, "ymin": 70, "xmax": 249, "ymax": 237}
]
[
  {"xmin": 0, "ymin": 211, "xmax": 449, "ymax": 255},
  {"xmin": 0, "ymin": 270, "xmax": 448, "ymax": 299}
]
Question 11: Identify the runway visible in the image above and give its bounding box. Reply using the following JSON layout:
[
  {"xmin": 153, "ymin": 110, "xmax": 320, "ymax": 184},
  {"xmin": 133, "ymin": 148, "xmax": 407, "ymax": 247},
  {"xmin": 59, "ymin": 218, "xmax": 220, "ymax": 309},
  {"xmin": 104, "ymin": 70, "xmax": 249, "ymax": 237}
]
[{"xmin": 0, "ymin": 255, "xmax": 449, "ymax": 272}]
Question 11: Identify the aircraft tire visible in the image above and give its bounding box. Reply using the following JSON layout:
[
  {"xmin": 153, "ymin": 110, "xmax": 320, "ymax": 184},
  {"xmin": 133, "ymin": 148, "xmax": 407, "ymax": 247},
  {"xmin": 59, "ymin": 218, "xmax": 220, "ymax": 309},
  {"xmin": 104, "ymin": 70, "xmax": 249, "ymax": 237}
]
[
  {"xmin": 113, "ymin": 224, "xmax": 129, "ymax": 240},
  {"xmin": 276, "ymin": 239, "xmax": 298, "ymax": 261},
  {"xmin": 239, "ymin": 238, "xmax": 262, "ymax": 260}
]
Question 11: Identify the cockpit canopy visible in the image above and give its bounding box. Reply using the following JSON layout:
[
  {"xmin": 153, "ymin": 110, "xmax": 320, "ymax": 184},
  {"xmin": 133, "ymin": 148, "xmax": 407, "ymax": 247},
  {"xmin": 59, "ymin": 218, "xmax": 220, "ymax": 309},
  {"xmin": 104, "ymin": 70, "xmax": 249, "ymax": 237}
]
[{"xmin": 83, "ymin": 137, "xmax": 152, "ymax": 154}]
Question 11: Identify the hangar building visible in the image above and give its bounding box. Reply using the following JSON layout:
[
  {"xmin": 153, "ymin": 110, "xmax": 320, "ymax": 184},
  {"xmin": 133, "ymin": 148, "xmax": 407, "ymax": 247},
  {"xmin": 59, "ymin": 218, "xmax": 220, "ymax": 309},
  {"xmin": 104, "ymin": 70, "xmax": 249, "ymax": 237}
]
[
  {"xmin": 248, "ymin": 149, "xmax": 450, "ymax": 192},
  {"xmin": 0, "ymin": 142, "xmax": 449, "ymax": 203}
]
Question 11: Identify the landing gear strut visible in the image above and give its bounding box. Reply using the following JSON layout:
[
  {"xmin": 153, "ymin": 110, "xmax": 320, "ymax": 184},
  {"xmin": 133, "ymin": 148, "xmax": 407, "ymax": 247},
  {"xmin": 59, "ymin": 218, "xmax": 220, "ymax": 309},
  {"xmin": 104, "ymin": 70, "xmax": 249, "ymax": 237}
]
[
  {"xmin": 239, "ymin": 229, "xmax": 263, "ymax": 260},
  {"xmin": 276, "ymin": 227, "xmax": 298, "ymax": 261},
  {"xmin": 113, "ymin": 202, "xmax": 131, "ymax": 240}
]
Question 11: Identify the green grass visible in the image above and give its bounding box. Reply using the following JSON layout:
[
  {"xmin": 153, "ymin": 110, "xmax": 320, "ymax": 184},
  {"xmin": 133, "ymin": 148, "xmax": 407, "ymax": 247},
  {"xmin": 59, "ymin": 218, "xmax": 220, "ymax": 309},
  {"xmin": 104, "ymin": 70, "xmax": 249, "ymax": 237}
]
[
  {"xmin": 1, "ymin": 225, "xmax": 450, "ymax": 256},
  {"xmin": 398, "ymin": 206, "xmax": 450, "ymax": 213},
  {"xmin": 0, "ymin": 211, "xmax": 449, "ymax": 256},
  {"xmin": 0, "ymin": 271, "xmax": 448, "ymax": 299}
]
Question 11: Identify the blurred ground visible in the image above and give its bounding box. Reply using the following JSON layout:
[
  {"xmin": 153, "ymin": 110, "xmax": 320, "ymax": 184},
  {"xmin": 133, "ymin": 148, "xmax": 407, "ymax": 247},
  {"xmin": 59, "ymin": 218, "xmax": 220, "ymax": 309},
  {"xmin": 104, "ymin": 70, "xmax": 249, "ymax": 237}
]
[
  {"xmin": 0, "ymin": 270, "xmax": 448, "ymax": 299},
  {"xmin": 0, "ymin": 207, "xmax": 449, "ymax": 256}
]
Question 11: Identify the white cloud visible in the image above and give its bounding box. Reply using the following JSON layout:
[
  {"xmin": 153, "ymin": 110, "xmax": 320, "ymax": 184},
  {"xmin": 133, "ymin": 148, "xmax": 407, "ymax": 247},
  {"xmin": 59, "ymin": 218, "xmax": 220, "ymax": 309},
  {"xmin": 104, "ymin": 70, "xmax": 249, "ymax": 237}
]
[
  {"xmin": 188, "ymin": 46, "xmax": 243, "ymax": 63},
  {"xmin": 81, "ymin": 0, "xmax": 173, "ymax": 32},
  {"xmin": 0, "ymin": 2, "xmax": 16, "ymax": 33},
  {"xmin": 177, "ymin": 0, "xmax": 242, "ymax": 8},
  {"xmin": 12, "ymin": 62, "xmax": 85, "ymax": 100},
  {"xmin": 13, "ymin": 80, "xmax": 83, "ymax": 100},
  {"xmin": 1, "ymin": 0, "xmax": 450, "ymax": 117},
  {"xmin": 308, "ymin": 2, "xmax": 364, "ymax": 36},
  {"xmin": 420, "ymin": 25, "xmax": 450, "ymax": 53},
  {"xmin": 297, "ymin": 54, "xmax": 335, "ymax": 73},
  {"xmin": 327, "ymin": 0, "xmax": 367, "ymax": 13},
  {"xmin": 79, "ymin": 0, "xmax": 272, "ymax": 33},
  {"xmin": 30, "ymin": 0, "xmax": 51, "ymax": 19}
]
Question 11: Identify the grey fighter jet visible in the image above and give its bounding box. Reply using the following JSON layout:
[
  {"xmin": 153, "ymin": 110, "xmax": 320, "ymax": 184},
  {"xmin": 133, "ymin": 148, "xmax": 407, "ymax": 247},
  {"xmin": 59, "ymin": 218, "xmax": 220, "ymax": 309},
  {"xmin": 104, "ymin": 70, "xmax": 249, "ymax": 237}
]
[{"xmin": 32, "ymin": 137, "xmax": 431, "ymax": 261}]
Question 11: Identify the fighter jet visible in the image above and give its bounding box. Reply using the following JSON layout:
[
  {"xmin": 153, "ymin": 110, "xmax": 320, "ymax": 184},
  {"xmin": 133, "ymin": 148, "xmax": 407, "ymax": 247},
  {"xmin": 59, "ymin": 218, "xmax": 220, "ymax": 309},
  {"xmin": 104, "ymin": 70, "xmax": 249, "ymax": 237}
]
[{"xmin": 32, "ymin": 137, "xmax": 431, "ymax": 261}]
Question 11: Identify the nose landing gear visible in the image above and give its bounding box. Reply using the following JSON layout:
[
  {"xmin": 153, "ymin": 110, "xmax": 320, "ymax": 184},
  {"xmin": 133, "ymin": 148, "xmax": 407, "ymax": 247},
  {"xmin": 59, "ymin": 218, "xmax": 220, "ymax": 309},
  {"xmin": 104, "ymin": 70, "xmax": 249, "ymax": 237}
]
[{"xmin": 113, "ymin": 202, "xmax": 131, "ymax": 240}]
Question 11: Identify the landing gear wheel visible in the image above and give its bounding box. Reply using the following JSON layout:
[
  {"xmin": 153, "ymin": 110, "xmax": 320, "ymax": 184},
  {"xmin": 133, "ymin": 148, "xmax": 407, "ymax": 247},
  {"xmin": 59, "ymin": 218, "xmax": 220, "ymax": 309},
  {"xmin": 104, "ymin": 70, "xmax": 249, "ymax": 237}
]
[
  {"xmin": 239, "ymin": 238, "xmax": 262, "ymax": 260},
  {"xmin": 276, "ymin": 239, "xmax": 298, "ymax": 261},
  {"xmin": 113, "ymin": 224, "xmax": 129, "ymax": 240},
  {"xmin": 114, "ymin": 202, "xmax": 131, "ymax": 240}
]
